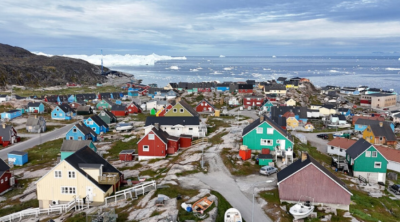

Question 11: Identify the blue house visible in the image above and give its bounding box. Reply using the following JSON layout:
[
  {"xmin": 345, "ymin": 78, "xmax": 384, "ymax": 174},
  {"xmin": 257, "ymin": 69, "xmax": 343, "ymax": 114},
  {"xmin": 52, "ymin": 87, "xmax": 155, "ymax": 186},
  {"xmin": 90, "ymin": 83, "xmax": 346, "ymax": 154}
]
[
  {"xmin": 216, "ymin": 84, "xmax": 230, "ymax": 92},
  {"xmin": 67, "ymin": 95, "xmax": 76, "ymax": 103},
  {"xmin": 7, "ymin": 151, "xmax": 28, "ymax": 166},
  {"xmin": 27, "ymin": 102, "xmax": 45, "ymax": 114},
  {"xmin": 1, "ymin": 110, "xmax": 22, "ymax": 120},
  {"xmin": 115, "ymin": 100, "xmax": 122, "ymax": 105},
  {"xmin": 83, "ymin": 115, "xmax": 109, "ymax": 135},
  {"xmin": 51, "ymin": 104, "xmax": 76, "ymax": 120},
  {"xmin": 338, "ymin": 108, "xmax": 352, "ymax": 117},
  {"xmin": 66, "ymin": 123, "xmax": 98, "ymax": 142}
]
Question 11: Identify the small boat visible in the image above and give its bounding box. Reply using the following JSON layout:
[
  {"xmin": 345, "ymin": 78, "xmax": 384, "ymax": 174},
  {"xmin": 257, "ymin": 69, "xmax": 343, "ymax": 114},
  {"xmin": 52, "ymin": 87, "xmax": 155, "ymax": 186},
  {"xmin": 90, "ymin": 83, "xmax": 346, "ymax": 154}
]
[
  {"xmin": 192, "ymin": 196, "xmax": 213, "ymax": 214},
  {"xmin": 224, "ymin": 208, "xmax": 242, "ymax": 222},
  {"xmin": 115, "ymin": 123, "xmax": 134, "ymax": 131},
  {"xmin": 289, "ymin": 199, "xmax": 314, "ymax": 220}
]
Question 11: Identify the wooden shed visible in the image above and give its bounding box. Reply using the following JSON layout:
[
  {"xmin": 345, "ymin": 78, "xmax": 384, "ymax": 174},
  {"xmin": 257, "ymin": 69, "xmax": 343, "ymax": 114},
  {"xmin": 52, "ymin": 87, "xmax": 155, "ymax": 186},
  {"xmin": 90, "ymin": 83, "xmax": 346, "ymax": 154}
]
[
  {"xmin": 119, "ymin": 150, "xmax": 135, "ymax": 162},
  {"xmin": 179, "ymin": 134, "xmax": 192, "ymax": 148},
  {"xmin": 277, "ymin": 153, "xmax": 352, "ymax": 210}
]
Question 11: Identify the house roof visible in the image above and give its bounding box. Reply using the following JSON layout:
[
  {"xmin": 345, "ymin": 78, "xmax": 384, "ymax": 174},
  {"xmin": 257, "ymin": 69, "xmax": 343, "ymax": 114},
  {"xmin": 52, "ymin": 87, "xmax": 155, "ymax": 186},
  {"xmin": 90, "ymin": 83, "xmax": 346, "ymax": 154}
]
[
  {"xmin": 111, "ymin": 104, "xmax": 127, "ymax": 111},
  {"xmin": 4, "ymin": 109, "xmax": 20, "ymax": 113},
  {"xmin": 196, "ymin": 99, "xmax": 216, "ymax": 109},
  {"xmin": 27, "ymin": 102, "xmax": 42, "ymax": 107},
  {"xmin": 271, "ymin": 106, "xmax": 308, "ymax": 119},
  {"xmin": 368, "ymin": 121, "xmax": 396, "ymax": 141},
  {"xmin": 60, "ymin": 140, "xmax": 93, "ymax": 152},
  {"xmin": 102, "ymin": 98, "xmax": 113, "ymax": 105},
  {"xmin": 346, "ymin": 138, "xmax": 373, "ymax": 159},
  {"xmin": 353, "ymin": 116, "xmax": 385, "ymax": 124},
  {"xmin": 246, "ymin": 80, "xmax": 256, "ymax": 85},
  {"xmin": 101, "ymin": 109, "xmax": 117, "ymax": 119},
  {"xmin": 331, "ymin": 114, "xmax": 346, "ymax": 120},
  {"xmin": 264, "ymin": 84, "xmax": 286, "ymax": 91},
  {"xmin": 169, "ymin": 83, "xmax": 178, "ymax": 88},
  {"xmin": 375, "ymin": 146, "xmax": 400, "ymax": 163},
  {"xmin": 151, "ymin": 127, "xmax": 169, "ymax": 144},
  {"xmin": 321, "ymin": 104, "xmax": 336, "ymax": 109},
  {"xmin": 89, "ymin": 115, "xmax": 109, "ymax": 128},
  {"xmin": 145, "ymin": 116, "xmax": 200, "ymax": 126},
  {"xmin": 338, "ymin": 108, "xmax": 349, "ymax": 112},
  {"xmin": 0, "ymin": 159, "xmax": 10, "ymax": 177},
  {"xmin": 238, "ymin": 84, "xmax": 253, "ymax": 90},
  {"xmin": 64, "ymin": 146, "xmax": 121, "ymax": 192},
  {"xmin": 76, "ymin": 106, "xmax": 92, "ymax": 112},
  {"xmin": 178, "ymin": 100, "xmax": 199, "ymax": 117},
  {"xmin": 129, "ymin": 101, "xmax": 141, "ymax": 109},
  {"xmin": 282, "ymin": 111, "xmax": 295, "ymax": 118},
  {"xmin": 0, "ymin": 125, "xmax": 13, "ymax": 139},
  {"xmin": 327, "ymin": 138, "xmax": 357, "ymax": 150},
  {"xmin": 8, "ymin": 151, "xmax": 27, "ymax": 155},
  {"xmin": 58, "ymin": 104, "xmax": 75, "ymax": 113},
  {"xmin": 26, "ymin": 116, "xmax": 44, "ymax": 126},
  {"xmin": 277, "ymin": 77, "xmax": 287, "ymax": 81},
  {"xmin": 277, "ymin": 154, "xmax": 351, "ymax": 193},
  {"xmin": 394, "ymin": 113, "xmax": 400, "ymax": 118},
  {"xmin": 271, "ymin": 116, "xmax": 286, "ymax": 128},
  {"xmin": 242, "ymin": 115, "xmax": 290, "ymax": 138},
  {"xmin": 119, "ymin": 150, "xmax": 135, "ymax": 154},
  {"xmin": 75, "ymin": 123, "xmax": 98, "ymax": 137}
]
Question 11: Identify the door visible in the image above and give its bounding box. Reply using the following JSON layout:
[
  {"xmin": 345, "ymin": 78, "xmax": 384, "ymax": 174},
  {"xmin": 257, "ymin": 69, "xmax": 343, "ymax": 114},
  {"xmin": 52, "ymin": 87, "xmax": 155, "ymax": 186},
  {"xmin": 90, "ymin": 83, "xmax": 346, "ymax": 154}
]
[
  {"xmin": 378, "ymin": 173, "xmax": 384, "ymax": 182},
  {"xmin": 278, "ymin": 140, "xmax": 285, "ymax": 150},
  {"xmin": 86, "ymin": 186, "xmax": 94, "ymax": 201}
]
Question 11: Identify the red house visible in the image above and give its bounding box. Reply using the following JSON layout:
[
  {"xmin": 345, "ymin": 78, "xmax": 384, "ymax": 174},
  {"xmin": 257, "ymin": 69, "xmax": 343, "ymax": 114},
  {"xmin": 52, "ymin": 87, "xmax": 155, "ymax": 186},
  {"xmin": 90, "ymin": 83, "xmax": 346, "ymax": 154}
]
[
  {"xmin": 127, "ymin": 102, "xmax": 142, "ymax": 114},
  {"xmin": 195, "ymin": 99, "xmax": 216, "ymax": 113},
  {"xmin": 119, "ymin": 150, "xmax": 135, "ymax": 161},
  {"xmin": 243, "ymin": 95, "xmax": 265, "ymax": 108},
  {"xmin": 266, "ymin": 94, "xmax": 277, "ymax": 102},
  {"xmin": 0, "ymin": 125, "xmax": 20, "ymax": 147},
  {"xmin": 238, "ymin": 84, "xmax": 253, "ymax": 94},
  {"xmin": 0, "ymin": 159, "xmax": 16, "ymax": 195},
  {"xmin": 158, "ymin": 104, "xmax": 173, "ymax": 117},
  {"xmin": 277, "ymin": 153, "xmax": 352, "ymax": 210},
  {"xmin": 137, "ymin": 126, "xmax": 180, "ymax": 160},
  {"xmin": 111, "ymin": 104, "xmax": 128, "ymax": 117}
]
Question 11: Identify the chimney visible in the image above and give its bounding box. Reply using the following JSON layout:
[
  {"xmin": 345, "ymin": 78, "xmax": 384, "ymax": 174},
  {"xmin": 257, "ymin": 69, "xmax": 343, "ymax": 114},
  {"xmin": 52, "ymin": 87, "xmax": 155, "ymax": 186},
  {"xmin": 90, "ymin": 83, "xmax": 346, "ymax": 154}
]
[
  {"xmin": 379, "ymin": 122, "xmax": 383, "ymax": 127},
  {"xmin": 2, "ymin": 124, "xmax": 5, "ymax": 129},
  {"xmin": 260, "ymin": 115, "xmax": 264, "ymax": 122},
  {"xmin": 301, "ymin": 152, "xmax": 308, "ymax": 162},
  {"xmin": 154, "ymin": 123, "xmax": 160, "ymax": 130}
]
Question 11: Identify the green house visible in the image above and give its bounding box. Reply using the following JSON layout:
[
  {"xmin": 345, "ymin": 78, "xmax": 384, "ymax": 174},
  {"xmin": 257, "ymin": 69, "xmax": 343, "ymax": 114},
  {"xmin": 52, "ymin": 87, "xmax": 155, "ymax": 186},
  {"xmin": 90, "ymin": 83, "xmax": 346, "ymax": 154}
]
[
  {"xmin": 96, "ymin": 99, "xmax": 113, "ymax": 110},
  {"xmin": 242, "ymin": 115, "xmax": 293, "ymax": 152},
  {"xmin": 99, "ymin": 110, "xmax": 117, "ymax": 124},
  {"xmin": 262, "ymin": 101, "xmax": 274, "ymax": 112},
  {"xmin": 346, "ymin": 138, "xmax": 388, "ymax": 183},
  {"xmin": 164, "ymin": 100, "xmax": 199, "ymax": 117},
  {"xmin": 60, "ymin": 140, "xmax": 97, "ymax": 160},
  {"xmin": 258, "ymin": 154, "xmax": 274, "ymax": 166}
]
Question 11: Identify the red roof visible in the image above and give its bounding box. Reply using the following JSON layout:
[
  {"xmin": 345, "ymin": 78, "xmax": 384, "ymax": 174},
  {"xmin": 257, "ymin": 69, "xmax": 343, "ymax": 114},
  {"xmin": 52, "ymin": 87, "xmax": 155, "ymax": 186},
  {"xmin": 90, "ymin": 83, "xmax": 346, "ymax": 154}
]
[
  {"xmin": 327, "ymin": 138, "xmax": 357, "ymax": 150},
  {"xmin": 352, "ymin": 116, "xmax": 384, "ymax": 125},
  {"xmin": 282, "ymin": 111, "xmax": 295, "ymax": 118},
  {"xmin": 375, "ymin": 145, "xmax": 400, "ymax": 163}
]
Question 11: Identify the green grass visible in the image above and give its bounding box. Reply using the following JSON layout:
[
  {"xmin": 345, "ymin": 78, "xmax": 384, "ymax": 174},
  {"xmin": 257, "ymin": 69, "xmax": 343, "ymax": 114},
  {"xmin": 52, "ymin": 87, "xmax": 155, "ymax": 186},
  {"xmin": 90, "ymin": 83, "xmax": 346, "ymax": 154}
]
[
  {"xmin": 105, "ymin": 138, "xmax": 139, "ymax": 159},
  {"xmin": 131, "ymin": 113, "xmax": 149, "ymax": 122},
  {"xmin": 209, "ymin": 131, "xmax": 228, "ymax": 145},
  {"xmin": 64, "ymin": 212, "xmax": 86, "ymax": 222},
  {"xmin": 295, "ymin": 138, "xmax": 331, "ymax": 165},
  {"xmin": 17, "ymin": 125, "xmax": 63, "ymax": 134},
  {"xmin": 211, "ymin": 190, "xmax": 246, "ymax": 222},
  {"xmin": 206, "ymin": 116, "xmax": 233, "ymax": 134},
  {"xmin": 221, "ymin": 148, "xmax": 262, "ymax": 176},
  {"xmin": 0, "ymin": 199, "xmax": 39, "ymax": 217}
]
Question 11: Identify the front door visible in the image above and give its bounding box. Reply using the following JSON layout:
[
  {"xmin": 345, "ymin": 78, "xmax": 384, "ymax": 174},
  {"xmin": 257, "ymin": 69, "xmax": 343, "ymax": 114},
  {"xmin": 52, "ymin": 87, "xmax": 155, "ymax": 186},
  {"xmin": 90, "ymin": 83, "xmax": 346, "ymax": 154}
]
[
  {"xmin": 86, "ymin": 186, "xmax": 94, "ymax": 201},
  {"xmin": 378, "ymin": 173, "xmax": 384, "ymax": 182},
  {"xmin": 279, "ymin": 140, "xmax": 285, "ymax": 150}
]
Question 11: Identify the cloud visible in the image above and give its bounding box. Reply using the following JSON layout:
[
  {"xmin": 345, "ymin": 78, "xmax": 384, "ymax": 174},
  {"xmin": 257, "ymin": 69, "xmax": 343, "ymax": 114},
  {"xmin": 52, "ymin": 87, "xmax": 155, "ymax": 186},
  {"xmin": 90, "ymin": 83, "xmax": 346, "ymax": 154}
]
[{"xmin": 0, "ymin": 0, "xmax": 399, "ymax": 55}]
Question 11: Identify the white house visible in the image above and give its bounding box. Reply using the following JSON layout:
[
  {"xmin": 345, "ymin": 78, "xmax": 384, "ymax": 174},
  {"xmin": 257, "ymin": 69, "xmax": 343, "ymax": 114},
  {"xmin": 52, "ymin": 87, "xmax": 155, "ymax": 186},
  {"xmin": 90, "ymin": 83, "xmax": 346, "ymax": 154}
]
[
  {"xmin": 144, "ymin": 116, "xmax": 207, "ymax": 138},
  {"xmin": 330, "ymin": 114, "xmax": 347, "ymax": 125},
  {"xmin": 327, "ymin": 138, "xmax": 357, "ymax": 157},
  {"xmin": 376, "ymin": 146, "xmax": 400, "ymax": 173},
  {"xmin": 307, "ymin": 109, "xmax": 320, "ymax": 118},
  {"xmin": 0, "ymin": 95, "xmax": 10, "ymax": 103}
]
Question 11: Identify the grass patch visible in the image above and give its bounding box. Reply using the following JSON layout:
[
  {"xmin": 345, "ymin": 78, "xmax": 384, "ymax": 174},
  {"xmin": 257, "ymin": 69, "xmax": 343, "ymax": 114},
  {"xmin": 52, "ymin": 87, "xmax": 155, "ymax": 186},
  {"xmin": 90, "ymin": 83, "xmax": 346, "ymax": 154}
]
[
  {"xmin": 206, "ymin": 116, "xmax": 233, "ymax": 134},
  {"xmin": 64, "ymin": 212, "xmax": 87, "ymax": 222},
  {"xmin": 105, "ymin": 138, "xmax": 139, "ymax": 159},
  {"xmin": 295, "ymin": 138, "xmax": 331, "ymax": 165},
  {"xmin": 131, "ymin": 113, "xmax": 149, "ymax": 122},
  {"xmin": 221, "ymin": 148, "xmax": 262, "ymax": 176},
  {"xmin": 17, "ymin": 125, "xmax": 63, "ymax": 134},
  {"xmin": 209, "ymin": 131, "xmax": 228, "ymax": 145},
  {"xmin": 211, "ymin": 190, "xmax": 246, "ymax": 222},
  {"xmin": 0, "ymin": 199, "xmax": 39, "ymax": 217}
]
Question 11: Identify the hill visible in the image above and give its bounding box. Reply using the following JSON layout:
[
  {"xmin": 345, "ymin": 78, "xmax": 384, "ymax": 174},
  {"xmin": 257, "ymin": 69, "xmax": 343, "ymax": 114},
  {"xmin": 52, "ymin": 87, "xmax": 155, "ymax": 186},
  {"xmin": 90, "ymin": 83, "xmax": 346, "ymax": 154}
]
[{"xmin": 0, "ymin": 43, "xmax": 107, "ymax": 87}]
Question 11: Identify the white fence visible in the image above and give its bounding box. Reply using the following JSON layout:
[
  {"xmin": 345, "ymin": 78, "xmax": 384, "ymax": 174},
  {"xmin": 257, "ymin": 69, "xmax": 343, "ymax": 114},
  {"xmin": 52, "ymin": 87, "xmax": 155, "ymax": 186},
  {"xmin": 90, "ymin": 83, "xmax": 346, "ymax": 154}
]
[{"xmin": 105, "ymin": 181, "xmax": 157, "ymax": 206}]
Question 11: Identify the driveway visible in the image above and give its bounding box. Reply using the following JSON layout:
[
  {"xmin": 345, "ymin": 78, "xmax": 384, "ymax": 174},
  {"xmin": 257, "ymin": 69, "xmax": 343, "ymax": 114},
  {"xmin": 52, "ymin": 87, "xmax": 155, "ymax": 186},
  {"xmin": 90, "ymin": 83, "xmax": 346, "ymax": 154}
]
[
  {"xmin": 0, "ymin": 123, "xmax": 75, "ymax": 159},
  {"xmin": 300, "ymin": 130, "xmax": 351, "ymax": 154},
  {"xmin": 228, "ymin": 107, "xmax": 259, "ymax": 120},
  {"xmin": 192, "ymin": 146, "xmax": 273, "ymax": 222}
]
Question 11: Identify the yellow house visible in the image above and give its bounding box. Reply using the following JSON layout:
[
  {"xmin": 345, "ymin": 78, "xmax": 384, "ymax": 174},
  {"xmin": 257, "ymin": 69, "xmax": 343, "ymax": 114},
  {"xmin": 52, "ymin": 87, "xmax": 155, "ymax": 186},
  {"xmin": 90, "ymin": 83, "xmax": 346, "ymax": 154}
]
[
  {"xmin": 283, "ymin": 111, "xmax": 299, "ymax": 129},
  {"xmin": 363, "ymin": 125, "xmax": 375, "ymax": 144},
  {"xmin": 362, "ymin": 123, "xmax": 397, "ymax": 146},
  {"xmin": 37, "ymin": 147, "xmax": 122, "ymax": 209},
  {"xmin": 285, "ymin": 98, "xmax": 296, "ymax": 106},
  {"xmin": 319, "ymin": 105, "xmax": 337, "ymax": 116},
  {"xmin": 304, "ymin": 123, "xmax": 315, "ymax": 131},
  {"xmin": 164, "ymin": 100, "xmax": 199, "ymax": 117}
]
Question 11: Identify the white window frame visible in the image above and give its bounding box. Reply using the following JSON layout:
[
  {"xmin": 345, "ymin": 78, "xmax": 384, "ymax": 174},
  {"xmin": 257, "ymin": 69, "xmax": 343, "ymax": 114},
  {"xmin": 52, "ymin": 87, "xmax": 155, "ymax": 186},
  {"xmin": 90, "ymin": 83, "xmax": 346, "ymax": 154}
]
[
  {"xmin": 374, "ymin": 162, "xmax": 382, "ymax": 169},
  {"xmin": 261, "ymin": 139, "xmax": 273, "ymax": 146},
  {"xmin": 73, "ymin": 128, "xmax": 77, "ymax": 133},
  {"xmin": 143, "ymin": 145, "xmax": 149, "ymax": 152},
  {"xmin": 180, "ymin": 108, "xmax": 184, "ymax": 113},
  {"xmin": 55, "ymin": 170, "xmax": 62, "ymax": 178},
  {"xmin": 365, "ymin": 151, "xmax": 371, "ymax": 157},
  {"xmin": 173, "ymin": 108, "xmax": 177, "ymax": 113},
  {"xmin": 5, "ymin": 177, "xmax": 7, "ymax": 182},
  {"xmin": 148, "ymin": 134, "xmax": 155, "ymax": 140},
  {"xmin": 61, "ymin": 186, "xmax": 76, "ymax": 194},
  {"xmin": 267, "ymin": 128, "xmax": 274, "ymax": 134},
  {"xmin": 68, "ymin": 171, "xmax": 76, "ymax": 179},
  {"xmin": 372, "ymin": 151, "xmax": 377, "ymax": 158},
  {"xmin": 256, "ymin": 127, "xmax": 263, "ymax": 134}
]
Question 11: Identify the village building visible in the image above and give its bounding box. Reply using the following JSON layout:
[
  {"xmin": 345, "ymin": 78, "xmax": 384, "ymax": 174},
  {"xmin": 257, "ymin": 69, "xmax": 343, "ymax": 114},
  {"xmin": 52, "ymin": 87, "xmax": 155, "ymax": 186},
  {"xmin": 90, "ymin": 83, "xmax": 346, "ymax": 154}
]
[
  {"xmin": 145, "ymin": 116, "xmax": 206, "ymax": 138},
  {"xmin": 352, "ymin": 115, "xmax": 385, "ymax": 126},
  {"xmin": 137, "ymin": 126, "xmax": 180, "ymax": 160},
  {"xmin": 319, "ymin": 104, "xmax": 337, "ymax": 117},
  {"xmin": 360, "ymin": 93, "xmax": 397, "ymax": 108},
  {"xmin": 26, "ymin": 115, "xmax": 46, "ymax": 133},
  {"xmin": 195, "ymin": 99, "xmax": 216, "ymax": 113},
  {"xmin": 278, "ymin": 153, "xmax": 352, "ymax": 210},
  {"xmin": 263, "ymin": 84, "xmax": 286, "ymax": 95},
  {"xmin": 60, "ymin": 140, "xmax": 97, "ymax": 160},
  {"xmin": 243, "ymin": 96, "xmax": 265, "ymax": 109},
  {"xmin": 282, "ymin": 111, "xmax": 298, "ymax": 129},
  {"xmin": 284, "ymin": 98, "xmax": 296, "ymax": 106},
  {"xmin": 346, "ymin": 139, "xmax": 388, "ymax": 183},
  {"xmin": 127, "ymin": 101, "xmax": 142, "ymax": 114},
  {"xmin": 327, "ymin": 138, "xmax": 357, "ymax": 157},
  {"xmin": 98, "ymin": 110, "xmax": 117, "ymax": 124},
  {"xmin": 51, "ymin": 104, "xmax": 76, "ymax": 120},
  {"xmin": 164, "ymin": 100, "xmax": 199, "ymax": 117},
  {"xmin": 238, "ymin": 84, "xmax": 253, "ymax": 94},
  {"xmin": 0, "ymin": 124, "xmax": 20, "ymax": 147},
  {"xmin": 0, "ymin": 95, "xmax": 11, "ymax": 103},
  {"xmin": 1, "ymin": 110, "xmax": 22, "ymax": 120},
  {"xmin": 96, "ymin": 99, "xmax": 113, "ymax": 110},
  {"xmin": 0, "ymin": 159, "xmax": 16, "ymax": 195},
  {"xmin": 362, "ymin": 121, "xmax": 397, "ymax": 146},
  {"xmin": 111, "ymin": 104, "xmax": 128, "ymax": 117},
  {"xmin": 375, "ymin": 146, "xmax": 400, "ymax": 173},
  {"xmin": 76, "ymin": 106, "xmax": 93, "ymax": 115},
  {"xmin": 27, "ymin": 102, "xmax": 45, "ymax": 113},
  {"xmin": 66, "ymin": 123, "xmax": 97, "ymax": 142},
  {"xmin": 37, "ymin": 146, "xmax": 123, "ymax": 208},
  {"xmin": 84, "ymin": 115, "xmax": 109, "ymax": 134}
]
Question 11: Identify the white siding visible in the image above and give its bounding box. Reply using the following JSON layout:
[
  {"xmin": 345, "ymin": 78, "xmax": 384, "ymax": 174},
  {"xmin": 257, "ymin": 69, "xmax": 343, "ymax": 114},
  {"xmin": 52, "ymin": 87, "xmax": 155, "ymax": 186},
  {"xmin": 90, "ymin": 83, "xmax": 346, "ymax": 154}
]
[{"xmin": 387, "ymin": 161, "xmax": 400, "ymax": 173}]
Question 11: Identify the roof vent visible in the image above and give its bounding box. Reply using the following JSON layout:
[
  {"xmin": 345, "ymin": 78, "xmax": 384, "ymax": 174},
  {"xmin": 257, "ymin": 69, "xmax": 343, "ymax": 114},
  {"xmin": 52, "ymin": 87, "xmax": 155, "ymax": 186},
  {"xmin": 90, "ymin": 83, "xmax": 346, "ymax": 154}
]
[
  {"xmin": 301, "ymin": 152, "xmax": 308, "ymax": 162},
  {"xmin": 379, "ymin": 122, "xmax": 383, "ymax": 127},
  {"xmin": 260, "ymin": 115, "xmax": 264, "ymax": 122}
]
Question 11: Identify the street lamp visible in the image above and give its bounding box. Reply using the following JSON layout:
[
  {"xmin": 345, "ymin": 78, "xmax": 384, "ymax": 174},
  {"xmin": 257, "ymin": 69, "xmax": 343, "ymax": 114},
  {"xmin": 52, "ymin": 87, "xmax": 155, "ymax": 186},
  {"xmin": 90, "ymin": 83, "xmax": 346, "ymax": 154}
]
[{"xmin": 252, "ymin": 179, "xmax": 276, "ymax": 222}]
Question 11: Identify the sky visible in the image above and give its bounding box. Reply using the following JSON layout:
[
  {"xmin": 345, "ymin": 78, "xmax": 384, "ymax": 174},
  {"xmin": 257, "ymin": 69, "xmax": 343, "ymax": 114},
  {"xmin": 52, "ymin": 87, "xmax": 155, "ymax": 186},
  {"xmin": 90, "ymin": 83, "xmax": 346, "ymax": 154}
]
[{"xmin": 0, "ymin": 0, "xmax": 399, "ymax": 56}]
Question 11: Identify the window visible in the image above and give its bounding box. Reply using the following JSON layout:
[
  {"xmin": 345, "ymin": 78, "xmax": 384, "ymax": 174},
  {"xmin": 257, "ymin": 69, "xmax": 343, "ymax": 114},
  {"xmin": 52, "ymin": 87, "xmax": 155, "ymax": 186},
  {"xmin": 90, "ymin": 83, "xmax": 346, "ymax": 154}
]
[
  {"xmin": 340, "ymin": 149, "xmax": 343, "ymax": 152},
  {"xmin": 69, "ymin": 136, "xmax": 73, "ymax": 140},
  {"xmin": 374, "ymin": 162, "xmax": 382, "ymax": 168},
  {"xmin": 143, "ymin": 145, "xmax": 149, "ymax": 152},
  {"xmin": 267, "ymin": 128, "xmax": 274, "ymax": 134},
  {"xmin": 171, "ymin": 127, "xmax": 175, "ymax": 130},
  {"xmin": 73, "ymin": 128, "xmax": 77, "ymax": 133},
  {"xmin": 180, "ymin": 108, "xmax": 184, "ymax": 113},
  {"xmin": 365, "ymin": 151, "xmax": 371, "ymax": 157},
  {"xmin": 61, "ymin": 187, "xmax": 76, "ymax": 194},
  {"xmin": 56, "ymin": 108, "xmax": 59, "ymax": 111},
  {"xmin": 68, "ymin": 171, "xmax": 75, "ymax": 178},
  {"xmin": 5, "ymin": 177, "xmax": 7, "ymax": 182},
  {"xmin": 173, "ymin": 108, "xmax": 177, "ymax": 113},
  {"xmin": 55, "ymin": 171, "xmax": 62, "ymax": 178},
  {"xmin": 53, "ymin": 114, "xmax": 56, "ymax": 116},
  {"xmin": 59, "ymin": 113, "xmax": 62, "ymax": 117},
  {"xmin": 92, "ymin": 127, "xmax": 96, "ymax": 131},
  {"xmin": 256, "ymin": 127, "xmax": 263, "ymax": 134},
  {"xmin": 379, "ymin": 137, "xmax": 383, "ymax": 141},
  {"xmin": 148, "ymin": 134, "xmax": 155, "ymax": 140},
  {"xmin": 0, "ymin": 179, "xmax": 2, "ymax": 184},
  {"xmin": 331, "ymin": 146, "xmax": 334, "ymax": 150},
  {"xmin": 78, "ymin": 136, "xmax": 82, "ymax": 140},
  {"xmin": 261, "ymin": 139, "xmax": 273, "ymax": 145},
  {"xmin": 372, "ymin": 151, "xmax": 377, "ymax": 157},
  {"xmin": 189, "ymin": 128, "xmax": 193, "ymax": 131}
]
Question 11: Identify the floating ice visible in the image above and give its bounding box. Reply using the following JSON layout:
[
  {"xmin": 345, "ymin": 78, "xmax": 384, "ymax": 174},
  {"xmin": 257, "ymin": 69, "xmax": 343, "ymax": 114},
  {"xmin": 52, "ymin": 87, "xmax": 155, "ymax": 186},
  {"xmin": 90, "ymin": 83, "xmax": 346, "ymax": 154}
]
[
  {"xmin": 210, "ymin": 71, "xmax": 223, "ymax": 75},
  {"xmin": 385, "ymin": 68, "xmax": 400, "ymax": 71},
  {"xmin": 32, "ymin": 52, "xmax": 186, "ymax": 66},
  {"xmin": 329, "ymin": 70, "xmax": 339, "ymax": 73},
  {"xmin": 220, "ymin": 55, "xmax": 225, "ymax": 58},
  {"xmin": 167, "ymin": 66, "xmax": 180, "ymax": 70},
  {"xmin": 223, "ymin": 67, "xmax": 233, "ymax": 71}
]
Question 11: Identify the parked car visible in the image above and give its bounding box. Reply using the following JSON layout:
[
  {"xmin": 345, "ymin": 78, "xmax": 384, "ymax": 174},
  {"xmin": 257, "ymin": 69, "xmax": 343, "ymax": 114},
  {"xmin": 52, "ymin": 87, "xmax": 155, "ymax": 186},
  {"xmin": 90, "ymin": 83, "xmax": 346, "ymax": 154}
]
[
  {"xmin": 259, "ymin": 166, "xmax": 278, "ymax": 176},
  {"xmin": 390, "ymin": 184, "xmax": 400, "ymax": 195},
  {"xmin": 316, "ymin": 134, "xmax": 328, "ymax": 139}
]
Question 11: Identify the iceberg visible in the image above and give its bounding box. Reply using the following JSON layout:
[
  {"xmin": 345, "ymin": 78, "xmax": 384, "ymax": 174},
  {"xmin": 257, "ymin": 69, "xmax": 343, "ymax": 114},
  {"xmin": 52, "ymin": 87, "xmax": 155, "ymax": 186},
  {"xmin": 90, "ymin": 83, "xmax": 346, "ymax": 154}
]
[
  {"xmin": 385, "ymin": 68, "xmax": 400, "ymax": 71},
  {"xmin": 32, "ymin": 52, "xmax": 187, "ymax": 66}
]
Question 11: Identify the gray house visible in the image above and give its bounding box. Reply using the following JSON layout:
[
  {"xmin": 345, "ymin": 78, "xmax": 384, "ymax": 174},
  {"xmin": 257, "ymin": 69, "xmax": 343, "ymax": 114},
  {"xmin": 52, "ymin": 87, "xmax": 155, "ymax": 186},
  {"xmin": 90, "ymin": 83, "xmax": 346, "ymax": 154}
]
[{"xmin": 26, "ymin": 116, "xmax": 46, "ymax": 133}]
